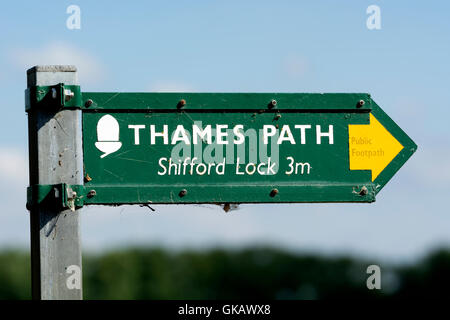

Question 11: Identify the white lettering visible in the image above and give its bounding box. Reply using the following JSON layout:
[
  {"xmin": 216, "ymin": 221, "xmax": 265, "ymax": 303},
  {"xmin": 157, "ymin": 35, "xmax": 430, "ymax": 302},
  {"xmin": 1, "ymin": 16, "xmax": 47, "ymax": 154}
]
[
  {"xmin": 128, "ymin": 125, "xmax": 145, "ymax": 145},
  {"xmin": 316, "ymin": 125, "xmax": 334, "ymax": 144},
  {"xmin": 150, "ymin": 125, "xmax": 169, "ymax": 144}
]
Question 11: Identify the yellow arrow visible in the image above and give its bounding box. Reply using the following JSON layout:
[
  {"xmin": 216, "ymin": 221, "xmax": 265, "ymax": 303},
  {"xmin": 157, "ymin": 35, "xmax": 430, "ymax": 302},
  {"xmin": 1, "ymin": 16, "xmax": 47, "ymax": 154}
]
[{"xmin": 349, "ymin": 114, "xmax": 403, "ymax": 181}]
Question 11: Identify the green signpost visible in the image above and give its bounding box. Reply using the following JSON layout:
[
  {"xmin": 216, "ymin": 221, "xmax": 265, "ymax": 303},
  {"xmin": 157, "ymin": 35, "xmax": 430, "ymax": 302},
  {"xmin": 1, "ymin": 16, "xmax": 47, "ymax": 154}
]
[
  {"xmin": 81, "ymin": 92, "xmax": 415, "ymax": 204},
  {"xmin": 26, "ymin": 66, "xmax": 416, "ymax": 299}
]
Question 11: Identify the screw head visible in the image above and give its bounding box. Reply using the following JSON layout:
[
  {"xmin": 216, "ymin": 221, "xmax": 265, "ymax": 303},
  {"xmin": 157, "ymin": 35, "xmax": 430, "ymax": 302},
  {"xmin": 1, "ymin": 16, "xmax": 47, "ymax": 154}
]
[
  {"xmin": 270, "ymin": 188, "xmax": 279, "ymax": 197},
  {"xmin": 359, "ymin": 186, "xmax": 368, "ymax": 196},
  {"xmin": 179, "ymin": 189, "xmax": 187, "ymax": 197},
  {"xmin": 85, "ymin": 99, "xmax": 93, "ymax": 108},
  {"xmin": 87, "ymin": 190, "xmax": 97, "ymax": 198},
  {"xmin": 64, "ymin": 89, "xmax": 74, "ymax": 102},
  {"xmin": 177, "ymin": 99, "xmax": 186, "ymax": 109},
  {"xmin": 357, "ymin": 100, "xmax": 365, "ymax": 108},
  {"xmin": 67, "ymin": 191, "xmax": 78, "ymax": 202},
  {"xmin": 269, "ymin": 99, "xmax": 277, "ymax": 109}
]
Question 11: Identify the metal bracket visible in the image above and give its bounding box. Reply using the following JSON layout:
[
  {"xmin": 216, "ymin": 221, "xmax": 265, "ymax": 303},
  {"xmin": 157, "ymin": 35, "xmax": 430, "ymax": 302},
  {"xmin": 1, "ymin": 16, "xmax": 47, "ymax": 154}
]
[
  {"xmin": 25, "ymin": 83, "xmax": 82, "ymax": 112},
  {"xmin": 27, "ymin": 183, "xmax": 85, "ymax": 211}
]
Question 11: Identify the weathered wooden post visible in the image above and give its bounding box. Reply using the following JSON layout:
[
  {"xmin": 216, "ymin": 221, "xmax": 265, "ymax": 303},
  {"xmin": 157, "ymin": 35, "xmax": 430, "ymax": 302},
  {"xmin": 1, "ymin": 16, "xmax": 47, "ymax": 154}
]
[{"xmin": 26, "ymin": 65, "xmax": 83, "ymax": 300}]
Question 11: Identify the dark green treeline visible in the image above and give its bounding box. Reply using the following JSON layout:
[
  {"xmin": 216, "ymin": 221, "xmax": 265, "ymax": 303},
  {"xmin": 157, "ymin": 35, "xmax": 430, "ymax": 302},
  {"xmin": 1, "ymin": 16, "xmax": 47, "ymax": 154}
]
[{"xmin": 0, "ymin": 247, "xmax": 449, "ymax": 299}]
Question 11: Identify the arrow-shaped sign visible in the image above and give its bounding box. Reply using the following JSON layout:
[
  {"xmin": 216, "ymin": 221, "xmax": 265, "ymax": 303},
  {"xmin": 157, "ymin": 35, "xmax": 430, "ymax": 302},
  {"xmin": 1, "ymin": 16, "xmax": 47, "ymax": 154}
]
[{"xmin": 75, "ymin": 92, "xmax": 417, "ymax": 204}]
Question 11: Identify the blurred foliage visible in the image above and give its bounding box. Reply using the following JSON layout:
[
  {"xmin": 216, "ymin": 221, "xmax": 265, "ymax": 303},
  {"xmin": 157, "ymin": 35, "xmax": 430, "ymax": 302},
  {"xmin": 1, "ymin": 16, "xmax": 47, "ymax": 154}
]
[
  {"xmin": 0, "ymin": 250, "xmax": 31, "ymax": 299},
  {"xmin": 0, "ymin": 247, "xmax": 449, "ymax": 299}
]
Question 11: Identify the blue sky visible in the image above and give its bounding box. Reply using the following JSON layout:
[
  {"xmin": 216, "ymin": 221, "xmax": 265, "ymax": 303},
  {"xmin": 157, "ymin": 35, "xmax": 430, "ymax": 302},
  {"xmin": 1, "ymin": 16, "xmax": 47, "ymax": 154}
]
[{"xmin": 0, "ymin": 1, "xmax": 449, "ymax": 263}]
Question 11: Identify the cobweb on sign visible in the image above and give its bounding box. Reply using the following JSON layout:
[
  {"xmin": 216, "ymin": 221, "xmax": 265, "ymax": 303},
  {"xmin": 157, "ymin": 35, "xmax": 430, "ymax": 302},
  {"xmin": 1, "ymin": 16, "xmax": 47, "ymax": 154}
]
[{"xmin": 136, "ymin": 203, "xmax": 241, "ymax": 213}]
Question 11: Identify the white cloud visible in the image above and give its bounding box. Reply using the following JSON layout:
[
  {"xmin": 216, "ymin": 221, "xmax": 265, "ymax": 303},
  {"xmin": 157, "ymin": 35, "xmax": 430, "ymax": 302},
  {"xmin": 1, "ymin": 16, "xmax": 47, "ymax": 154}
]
[
  {"xmin": 9, "ymin": 42, "xmax": 105, "ymax": 85},
  {"xmin": 0, "ymin": 147, "xmax": 28, "ymax": 187},
  {"xmin": 0, "ymin": 148, "xmax": 29, "ymax": 248},
  {"xmin": 148, "ymin": 81, "xmax": 195, "ymax": 92}
]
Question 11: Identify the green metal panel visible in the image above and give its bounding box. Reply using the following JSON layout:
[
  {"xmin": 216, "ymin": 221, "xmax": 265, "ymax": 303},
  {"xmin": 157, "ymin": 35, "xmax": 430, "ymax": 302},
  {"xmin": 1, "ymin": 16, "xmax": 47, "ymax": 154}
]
[
  {"xmin": 80, "ymin": 92, "xmax": 371, "ymax": 111},
  {"xmin": 79, "ymin": 92, "xmax": 416, "ymax": 205}
]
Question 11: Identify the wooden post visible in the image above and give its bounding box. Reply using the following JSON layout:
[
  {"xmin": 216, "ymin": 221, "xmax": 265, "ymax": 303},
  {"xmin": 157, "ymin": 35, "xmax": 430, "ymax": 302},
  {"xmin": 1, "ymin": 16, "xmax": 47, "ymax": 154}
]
[{"xmin": 27, "ymin": 65, "xmax": 83, "ymax": 300}]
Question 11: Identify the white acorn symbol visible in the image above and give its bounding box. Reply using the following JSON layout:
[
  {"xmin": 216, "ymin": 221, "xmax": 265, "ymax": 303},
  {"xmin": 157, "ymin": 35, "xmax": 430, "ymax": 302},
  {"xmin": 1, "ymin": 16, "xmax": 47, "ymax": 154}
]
[{"xmin": 95, "ymin": 114, "xmax": 122, "ymax": 158}]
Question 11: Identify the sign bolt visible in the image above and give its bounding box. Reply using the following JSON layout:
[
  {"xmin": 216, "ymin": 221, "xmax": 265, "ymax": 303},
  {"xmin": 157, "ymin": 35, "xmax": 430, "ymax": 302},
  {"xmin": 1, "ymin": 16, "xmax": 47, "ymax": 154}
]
[
  {"xmin": 179, "ymin": 189, "xmax": 187, "ymax": 198},
  {"xmin": 85, "ymin": 99, "xmax": 93, "ymax": 108},
  {"xmin": 64, "ymin": 89, "xmax": 75, "ymax": 102},
  {"xmin": 177, "ymin": 99, "xmax": 186, "ymax": 109},
  {"xmin": 270, "ymin": 188, "xmax": 279, "ymax": 197},
  {"xmin": 87, "ymin": 190, "xmax": 97, "ymax": 198},
  {"xmin": 269, "ymin": 99, "xmax": 277, "ymax": 109},
  {"xmin": 357, "ymin": 100, "xmax": 365, "ymax": 108},
  {"xmin": 359, "ymin": 186, "xmax": 368, "ymax": 196}
]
